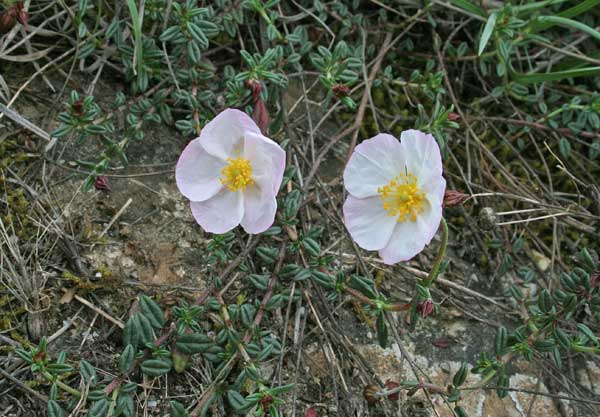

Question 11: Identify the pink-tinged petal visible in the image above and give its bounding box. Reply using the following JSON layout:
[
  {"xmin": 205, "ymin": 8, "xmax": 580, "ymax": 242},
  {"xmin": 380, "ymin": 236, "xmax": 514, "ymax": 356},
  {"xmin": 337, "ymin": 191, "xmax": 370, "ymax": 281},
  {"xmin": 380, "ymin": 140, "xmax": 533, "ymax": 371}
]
[
  {"xmin": 378, "ymin": 203, "xmax": 442, "ymax": 264},
  {"xmin": 176, "ymin": 138, "xmax": 225, "ymax": 202},
  {"xmin": 200, "ymin": 109, "xmax": 261, "ymax": 160},
  {"xmin": 343, "ymin": 195, "xmax": 397, "ymax": 251},
  {"xmin": 400, "ymin": 130, "xmax": 443, "ymax": 181},
  {"xmin": 421, "ymin": 176, "xmax": 447, "ymax": 207},
  {"xmin": 240, "ymin": 186, "xmax": 277, "ymax": 234},
  {"xmin": 243, "ymin": 131, "xmax": 286, "ymax": 197},
  {"xmin": 344, "ymin": 133, "xmax": 405, "ymax": 198},
  {"xmin": 190, "ymin": 189, "xmax": 244, "ymax": 234}
]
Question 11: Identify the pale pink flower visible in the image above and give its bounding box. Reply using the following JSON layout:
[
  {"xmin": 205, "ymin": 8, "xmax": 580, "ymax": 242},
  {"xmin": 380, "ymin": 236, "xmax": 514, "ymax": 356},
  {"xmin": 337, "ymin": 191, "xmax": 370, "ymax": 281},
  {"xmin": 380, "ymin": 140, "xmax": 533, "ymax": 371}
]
[
  {"xmin": 343, "ymin": 131, "xmax": 446, "ymax": 264},
  {"xmin": 176, "ymin": 109, "xmax": 286, "ymax": 234}
]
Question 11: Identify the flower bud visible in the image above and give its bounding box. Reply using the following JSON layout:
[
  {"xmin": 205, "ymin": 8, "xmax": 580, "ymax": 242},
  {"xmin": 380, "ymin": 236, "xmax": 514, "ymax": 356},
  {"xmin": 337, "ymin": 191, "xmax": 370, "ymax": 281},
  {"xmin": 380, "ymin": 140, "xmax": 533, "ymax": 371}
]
[
  {"xmin": 417, "ymin": 299, "xmax": 434, "ymax": 319},
  {"xmin": 332, "ymin": 84, "xmax": 350, "ymax": 98},
  {"xmin": 447, "ymin": 112, "xmax": 460, "ymax": 121},
  {"xmin": 0, "ymin": 9, "xmax": 16, "ymax": 33},
  {"xmin": 443, "ymin": 190, "xmax": 469, "ymax": 208},
  {"xmin": 94, "ymin": 176, "xmax": 111, "ymax": 192},
  {"xmin": 16, "ymin": 2, "xmax": 28, "ymax": 26},
  {"xmin": 363, "ymin": 384, "xmax": 380, "ymax": 405},
  {"xmin": 383, "ymin": 380, "xmax": 400, "ymax": 401},
  {"xmin": 244, "ymin": 79, "xmax": 262, "ymax": 101}
]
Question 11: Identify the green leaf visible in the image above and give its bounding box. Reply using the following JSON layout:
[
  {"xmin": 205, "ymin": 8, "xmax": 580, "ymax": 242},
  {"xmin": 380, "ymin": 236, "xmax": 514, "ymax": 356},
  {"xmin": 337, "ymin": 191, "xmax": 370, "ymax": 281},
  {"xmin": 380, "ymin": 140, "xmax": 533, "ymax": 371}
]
[
  {"xmin": 47, "ymin": 363, "xmax": 74, "ymax": 374},
  {"xmin": 126, "ymin": 0, "xmax": 143, "ymax": 76},
  {"xmin": 495, "ymin": 327, "xmax": 508, "ymax": 356},
  {"xmin": 577, "ymin": 324, "xmax": 599, "ymax": 344},
  {"xmin": 139, "ymin": 295, "xmax": 164, "ymax": 329},
  {"xmin": 269, "ymin": 383, "xmax": 295, "ymax": 396},
  {"xmin": 496, "ymin": 374, "xmax": 509, "ymax": 398},
  {"xmin": 88, "ymin": 398, "xmax": 109, "ymax": 417},
  {"xmin": 559, "ymin": 137, "xmax": 571, "ymax": 159},
  {"xmin": 79, "ymin": 359, "xmax": 96, "ymax": 383},
  {"xmin": 513, "ymin": 66, "xmax": 600, "ymax": 84},
  {"xmin": 176, "ymin": 334, "xmax": 211, "ymax": 354},
  {"xmin": 478, "ymin": 12, "xmax": 498, "ymax": 56},
  {"xmin": 453, "ymin": 363, "xmax": 468, "ymax": 387},
  {"xmin": 227, "ymin": 390, "xmax": 250, "ymax": 412},
  {"xmin": 448, "ymin": 0, "xmax": 485, "ymax": 17},
  {"xmin": 141, "ymin": 359, "xmax": 172, "ymax": 377},
  {"xmin": 170, "ymin": 401, "xmax": 190, "ymax": 417},
  {"xmin": 376, "ymin": 312, "xmax": 388, "ymax": 348},
  {"xmin": 120, "ymin": 344, "xmax": 135, "ymax": 373},
  {"xmin": 301, "ymin": 238, "xmax": 320, "ymax": 257},
  {"xmin": 187, "ymin": 22, "xmax": 209, "ymax": 48},
  {"xmin": 116, "ymin": 395, "xmax": 135, "ymax": 417},
  {"xmin": 160, "ymin": 25, "xmax": 180, "ymax": 42},
  {"xmin": 14, "ymin": 348, "xmax": 33, "ymax": 364},
  {"xmin": 48, "ymin": 400, "xmax": 66, "ymax": 417},
  {"xmin": 535, "ymin": 16, "xmax": 600, "ymax": 43}
]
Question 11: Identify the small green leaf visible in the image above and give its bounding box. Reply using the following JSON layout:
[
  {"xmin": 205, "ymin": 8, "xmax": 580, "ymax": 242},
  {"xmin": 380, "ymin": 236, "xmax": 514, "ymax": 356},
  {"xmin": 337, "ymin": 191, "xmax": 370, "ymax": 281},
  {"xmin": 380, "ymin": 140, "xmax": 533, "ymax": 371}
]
[
  {"xmin": 453, "ymin": 363, "xmax": 468, "ymax": 387},
  {"xmin": 139, "ymin": 295, "xmax": 164, "ymax": 329},
  {"xmin": 88, "ymin": 398, "xmax": 109, "ymax": 417},
  {"xmin": 120, "ymin": 344, "xmax": 135, "ymax": 373},
  {"xmin": 175, "ymin": 334, "xmax": 211, "ymax": 354},
  {"xmin": 227, "ymin": 390, "xmax": 250, "ymax": 412},
  {"xmin": 448, "ymin": 0, "xmax": 485, "ymax": 16},
  {"xmin": 376, "ymin": 312, "xmax": 388, "ymax": 348},
  {"xmin": 79, "ymin": 359, "xmax": 96, "ymax": 383},
  {"xmin": 170, "ymin": 401, "xmax": 190, "ymax": 417},
  {"xmin": 47, "ymin": 363, "xmax": 74, "ymax": 374},
  {"xmin": 48, "ymin": 400, "xmax": 66, "ymax": 417},
  {"xmin": 141, "ymin": 359, "xmax": 172, "ymax": 377},
  {"xmin": 302, "ymin": 237, "xmax": 320, "ymax": 257},
  {"xmin": 478, "ymin": 12, "xmax": 498, "ymax": 56}
]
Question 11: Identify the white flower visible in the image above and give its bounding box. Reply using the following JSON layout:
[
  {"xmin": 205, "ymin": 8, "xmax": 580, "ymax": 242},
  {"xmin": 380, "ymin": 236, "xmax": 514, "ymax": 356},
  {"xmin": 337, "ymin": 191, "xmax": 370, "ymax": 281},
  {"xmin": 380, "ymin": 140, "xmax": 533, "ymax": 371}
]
[
  {"xmin": 343, "ymin": 130, "xmax": 446, "ymax": 264},
  {"xmin": 176, "ymin": 109, "xmax": 286, "ymax": 234}
]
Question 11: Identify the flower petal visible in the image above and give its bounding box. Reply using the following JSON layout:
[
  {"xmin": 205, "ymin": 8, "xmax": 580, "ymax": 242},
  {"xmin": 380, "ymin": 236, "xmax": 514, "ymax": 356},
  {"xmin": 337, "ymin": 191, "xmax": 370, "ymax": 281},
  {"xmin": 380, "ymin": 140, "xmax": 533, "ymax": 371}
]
[
  {"xmin": 400, "ymin": 130, "xmax": 443, "ymax": 181},
  {"xmin": 344, "ymin": 133, "xmax": 405, "ymax": 198},
  {"xmin": 378, "ymin": 203, "xmax": 442, "ymax": 264},
  {"xmin": 241, "ymin": 186, "xmax": 277, "ymax": 234},
  {"xmin": 190, "ymin": 189, "xmax": 244, "ymax": 234},
  {"xmin": 200, "ymin": 109, "xmax": 261, "ymax": 160},
  {"xmin": 176, "ymin": 138, "xmax": 225, "ymax": 202},
  {"xmin": 243, "ymin": 131, "xmax": 286, "ymax": 197},
  {"xmin": 421, "ymin": 176, "xmax": 447, "ymax": 207},
  {"xmin": 343, "ymin": 195, "xmax": 398, "ymax": 251}
]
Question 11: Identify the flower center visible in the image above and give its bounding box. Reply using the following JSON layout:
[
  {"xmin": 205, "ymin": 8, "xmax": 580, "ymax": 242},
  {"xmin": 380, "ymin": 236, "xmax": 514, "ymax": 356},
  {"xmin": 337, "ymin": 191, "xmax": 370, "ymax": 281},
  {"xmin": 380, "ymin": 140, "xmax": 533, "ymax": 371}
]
[
  {"xmin": 221, "ymin": 157, "xmax": 254, "ymax": 192},
  {"xmin": 378, "ymin": 173, "xmax": 426, "ymax": 222}
]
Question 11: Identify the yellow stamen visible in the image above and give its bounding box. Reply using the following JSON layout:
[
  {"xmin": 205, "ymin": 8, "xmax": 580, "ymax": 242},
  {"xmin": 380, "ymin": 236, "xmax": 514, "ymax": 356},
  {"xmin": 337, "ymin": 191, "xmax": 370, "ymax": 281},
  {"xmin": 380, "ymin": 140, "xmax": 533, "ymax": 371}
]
[
  {"xmin": 378, "ymin": 173, "xmax": 425, "ymax": 222},
  {"xmin": 221, "ymin": 157, "xmax": 254, "ymax": 192}
]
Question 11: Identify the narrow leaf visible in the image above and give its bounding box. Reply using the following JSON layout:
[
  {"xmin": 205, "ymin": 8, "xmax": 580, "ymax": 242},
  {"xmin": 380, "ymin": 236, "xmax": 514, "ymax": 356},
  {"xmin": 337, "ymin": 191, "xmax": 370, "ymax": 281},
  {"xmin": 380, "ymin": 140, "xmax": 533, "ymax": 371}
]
[{"xmin": 478, "ymin": 13, "xmax": 498, "ymax": 56}]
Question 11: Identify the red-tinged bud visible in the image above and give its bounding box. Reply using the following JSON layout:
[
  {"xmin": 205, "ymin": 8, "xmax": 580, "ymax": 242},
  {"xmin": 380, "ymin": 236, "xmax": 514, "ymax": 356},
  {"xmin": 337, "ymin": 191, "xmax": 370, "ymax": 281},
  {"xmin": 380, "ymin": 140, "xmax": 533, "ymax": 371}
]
[
  {"xmin": 33, "ymin": 351, "xmax": 46, "ymax": 363},
  {"xmin": 16, "ymin": 2, "xmax": 27, "ymax": 26},
  {"xmin": 94, "ymin": 176, "xmax": 111, "ymax": 192},
  {"xmin": 363, "ymin": 384, "xmax": 380, "ymax": 405},
  {"xmin": 418, "ymin": 299, "xmax": 434, "ymax": 319},
  {"xmin": 260, "ymin": 395, "xmax": 273, "ymax": 409},
  {"xmin": 71, "ymin": 100, "xmax": 85, "ymax": 116},
  {"xmin": 244, "ymin": 79, "xmax": 262, "ymax": 101},
  {"xmin": 384, "ymin": 380, "xmax": 400, "ymax": 401},
  {"xmin": 304, "ymin": 407, "xmax": 317, "ymax": 417},
  {"xmin": 252, "ymin": 98, "xmax": 270, "ymax": 134},
  {"xmin": 447, "ymin": 112, "xmax": 460, "ymax": 121},
  {"xmin": 443, "ymin": 190, "xmax": 469, "ymax": 208},
  {"xmin": 0, "ymin": 9, "xmax": 16, "ymax": 33},
  {"xmin": 332, "ymin": 84, "xmax": 350, "ymax": 98}
]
